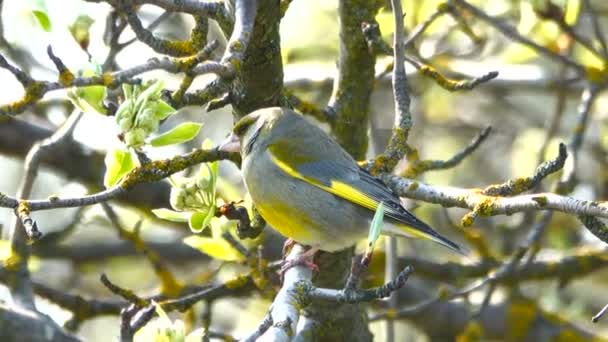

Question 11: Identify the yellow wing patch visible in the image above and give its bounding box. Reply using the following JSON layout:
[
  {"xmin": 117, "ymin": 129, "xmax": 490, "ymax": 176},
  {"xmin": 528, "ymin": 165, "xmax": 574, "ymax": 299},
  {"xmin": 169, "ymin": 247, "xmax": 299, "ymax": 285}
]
[{"xmin": 268, "ymin": 151, "xmax": 380, "ymax": 212}]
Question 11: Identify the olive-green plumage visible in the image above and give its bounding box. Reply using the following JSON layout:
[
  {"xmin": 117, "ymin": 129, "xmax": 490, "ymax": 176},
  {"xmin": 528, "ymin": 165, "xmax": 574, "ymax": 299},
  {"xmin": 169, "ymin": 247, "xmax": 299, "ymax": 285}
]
[{"xmin": 220, "ymin": 107, "xmax": 464, "ymax": 253}]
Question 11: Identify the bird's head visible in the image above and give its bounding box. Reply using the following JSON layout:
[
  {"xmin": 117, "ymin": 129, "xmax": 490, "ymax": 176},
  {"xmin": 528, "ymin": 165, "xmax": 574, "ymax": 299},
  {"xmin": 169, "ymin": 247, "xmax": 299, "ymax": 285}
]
[{"xmin": 218, "ymin": 107, "xmax": 285, "ymax": 157}]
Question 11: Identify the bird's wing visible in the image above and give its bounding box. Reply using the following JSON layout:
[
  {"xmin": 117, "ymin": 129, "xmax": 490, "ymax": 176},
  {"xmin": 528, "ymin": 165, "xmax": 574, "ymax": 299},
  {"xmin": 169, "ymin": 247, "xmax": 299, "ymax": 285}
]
[{"xmin": 267, "ymin": 141, "xmax": 464, "ymax": 254}]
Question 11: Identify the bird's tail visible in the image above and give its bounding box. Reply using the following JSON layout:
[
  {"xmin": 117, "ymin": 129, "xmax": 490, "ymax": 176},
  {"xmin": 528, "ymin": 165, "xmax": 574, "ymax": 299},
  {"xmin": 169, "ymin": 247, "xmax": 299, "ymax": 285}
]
[{"xmin": 383, "ymin": 219, "xmax": 467, "ymax": 255}]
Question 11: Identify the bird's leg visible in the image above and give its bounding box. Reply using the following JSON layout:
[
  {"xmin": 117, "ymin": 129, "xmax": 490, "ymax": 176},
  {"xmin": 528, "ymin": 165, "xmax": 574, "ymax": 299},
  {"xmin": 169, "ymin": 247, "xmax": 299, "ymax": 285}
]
[
  {"xmin": 282, "ymin": 238, "xmax": 297, "ymax": 257},
  {"xmin": 280, "ymin": 245, "xmax": 320, "ymax": 278}
]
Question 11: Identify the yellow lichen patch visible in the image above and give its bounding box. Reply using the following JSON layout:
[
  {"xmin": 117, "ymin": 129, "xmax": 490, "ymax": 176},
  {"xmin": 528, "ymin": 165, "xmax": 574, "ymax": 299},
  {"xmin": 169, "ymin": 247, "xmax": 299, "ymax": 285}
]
[
  {"xmin": 229, "ymin": 58, "xmax": 241, "ymax": 72},
  {"xmin": 462, "ymin": 196, "xmax": 496, "ymax": 226},
  {"xmin": 229, "ymin": 39, "xmax": 244, "ymax": 53},
  {"xmin": 419, "ymin": 65, "xmax": 462, "ymax": 91},
  {"xmin": 158, "ymin": 269, "xmax": 183, "ymax": 297},
  {"xmin": 369, "ymin": 155, "xmax": 389, "ymax": 176},
  {"xmin": 475, "ymin": 197, "xmax": 496, "ymax": 216},
  {"xmin": 383, "ymin": 308, "xmax": 397, "ymax": 320},
  {"xmin": 17, "ymin": 200, "xmax": 30, "ymax": 217},
  {"xmin": 585, "ymin": 66, "xmax": 608, "ymax": 83},
  {"xmin": 3, "ymin": 247, "xmax": 21, "ymax": 271},
  {"xmin": 507, "ymin": 299, "xmax": 537, "ymax": 341},
  {"xmin": 554, "ymin": 329, "xmax": 595, "ymax": 342},
  {"xmin": 167, "ymin": 40, "xmax": 197, "ymax": 56},
  {"xmin": 101, "ymin": 73, "xmax": 114, "ymax": 86},
  {"xmin": 510, "ymin": 177, "xmax": 532, "ymax": 194},
  {"xmin": 59, "ymin": 70, "xmax": 75, "ymax": 86},
  {"xmin": 456, "ymin": 321, "xmax": 484, "ymax": 342},
  {"xmin": 461, "ymin": 212, "xmax": 476, "ymax": 227},
  {"xmin": 225, "ymin": 275, "xmax": 249, "ymax": 289},
  {"xmin": 532, "ymin": 196, "xmax": 548, "ymax": 207},
  {"xmin": 407, "ymin": 181, "xmax": 419, "ymax": 192}
]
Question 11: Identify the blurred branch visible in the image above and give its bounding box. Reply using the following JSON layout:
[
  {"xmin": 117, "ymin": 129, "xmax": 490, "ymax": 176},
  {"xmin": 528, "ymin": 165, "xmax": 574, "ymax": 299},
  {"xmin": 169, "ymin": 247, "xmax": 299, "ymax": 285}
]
[
  {"xmin": 124, "ymin": 10, "xmax": 198, "ymax": 57},
  {"xmin": 361, "ymin": 13, "xmax": 499, "ymax": 94},
  {"xmin": 403, "ymin": 3, "xmax": 450, "ymax": 48},
  {"xmin": 400, "ymin": 247, "xmax": 608, "ymax": 284},
  {"xmin": 101, "ymin": 203, "xmax": 183, "ymax": 296},
  {"xmin": 6, "ymin": 112, "xmax": 82, "ymax": 312},
  {"xmin": 450, "ymin": 0, "xmax": 586, "ymax": 75},
  {"xmin": 83, "ymin": 0, "xmax": 231, "ymax": 27},
  {"xmin": 557, "ymin": 85, "xmax": 600, "ymax": 194},
  {"xmin": 370, "ymin": 286, "xmax": 602, "ymax": 341},
  {"xmin": 0, "ymin": 119, "xmax": 172, "ymax": 209},
  {"xmin": 534, "ymin": 2, "xmax": 606, "ymax": 61},
  {"xmin": 582, "ymin": 0, "xmax": 608, "ymax": 58},
  {"xmin": 475, "ymin": 211, "xmax": 553, "ymax": 316},
  {"xmin": 0, "ymin": 304, "xmax": 80, "ymax": 342},
  {"xmin": 402, "ymin": 126, "xmax": 492, "ymax": 177},
  {"xmin": 0, "ymin": 147, "xmax": 237, "ymax": 211},
  {"xmin": 0, "ymin": 265, "xmax": 123, "ymax": 329},
  {"xmin": 0, "ymin": 41, "xmax": 220, "ymax": 116},
  {"xmin": 592, "ymin": 303, "xmax": 608, "ymax": 323}
]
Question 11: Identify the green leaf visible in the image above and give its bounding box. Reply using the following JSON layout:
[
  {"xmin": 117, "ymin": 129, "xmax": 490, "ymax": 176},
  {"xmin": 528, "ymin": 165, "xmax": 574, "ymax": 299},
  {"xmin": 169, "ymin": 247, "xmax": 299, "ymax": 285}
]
[
  {"xmin": 68, "ymin": 15, "xmax": 94, "ymax": 50},
  {"xmin": 103, "ymin": 148, "xmax": 136, "ymax": 188},
  {"xmin": 367, "ymin": 202, "xmax": 384, "ymax": 247},
  {"xmin": 32, "ymin": 11, "xmax": 51, "ymax": 31},
  {"xmin": 201, "ymin": 206, "xmax": 215, "ymax": 231},
  {"xmin": 68, "ymin": 63, "xmax": 107, "ymax": 115},
  {"xmin": 28, "ymin": 0, "xmax": 51, "ymax": 31},
  {"xmin": 183, "ymin": 236, "xmax": 246, "ymax": 262},
  {"xmin": 564, "ymin": 0, "xmax": 581, "ymax": 25},
  {"xmin": 188, "ymin": 211, "xmax": 207, "ymax": 232},
  {"xmin": 135, "ymin": 80, "xmax": 164, "ymax": 111},
  {"xmin": 150, "ymin": 122, "xmax": 203, "ymax": 147},
  {"xmin": 151, "ymin": 209, "xmax": 190, "ymax": 223},
  {"xmin": 75, "ymin": 86, "xmax": 107, "ymax": 114},
  {"xmin": 155, "ymin": 100, "xmax": 175, "ymax": 120}
]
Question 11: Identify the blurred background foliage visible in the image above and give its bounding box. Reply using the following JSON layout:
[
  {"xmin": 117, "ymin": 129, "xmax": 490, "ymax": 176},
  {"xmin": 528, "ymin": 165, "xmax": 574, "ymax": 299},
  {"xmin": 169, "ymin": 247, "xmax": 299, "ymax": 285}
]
[{"xmin": 1, "ymin": 0, "xmax": 608, "ymax": 340}]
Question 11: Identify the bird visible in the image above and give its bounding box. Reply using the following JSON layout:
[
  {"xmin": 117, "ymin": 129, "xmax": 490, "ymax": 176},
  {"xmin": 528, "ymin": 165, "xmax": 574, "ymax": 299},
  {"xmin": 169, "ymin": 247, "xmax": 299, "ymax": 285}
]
[{"xmin": 218, "ymin": 107, "xmax": 464, "ymax": 255}]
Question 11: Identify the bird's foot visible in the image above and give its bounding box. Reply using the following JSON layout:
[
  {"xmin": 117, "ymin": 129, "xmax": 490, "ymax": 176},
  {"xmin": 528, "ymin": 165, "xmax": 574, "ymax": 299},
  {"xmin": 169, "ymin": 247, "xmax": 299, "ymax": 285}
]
[
  {"xmin": 282, "ymin": 238, "xmax": 297, "ymax": 257},
  {"xmin": 280, "ymin": 246, "xmax": 320, "ymax": 280}
]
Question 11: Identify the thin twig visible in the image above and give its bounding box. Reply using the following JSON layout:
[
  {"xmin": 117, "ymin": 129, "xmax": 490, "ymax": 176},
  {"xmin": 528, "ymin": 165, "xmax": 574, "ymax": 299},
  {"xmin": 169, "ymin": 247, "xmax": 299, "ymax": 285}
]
[
  {"xmin": 7, "ymin": 111, "xmax": 82, "ymax": 311},
  {"xmin": 450, "ymin": 0, "xmax": 585, "ymax": 74}
]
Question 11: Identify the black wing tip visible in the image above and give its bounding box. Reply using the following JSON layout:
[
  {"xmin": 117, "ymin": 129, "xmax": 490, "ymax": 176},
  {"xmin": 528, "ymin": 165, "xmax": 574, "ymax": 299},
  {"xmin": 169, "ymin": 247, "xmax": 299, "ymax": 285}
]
[
  {"xmin": 438, "ymin": 235, "xmax": 470, "ymax": 256},
  {"xmin": 405, "ymin": 215, "xmax": 470, "ymax": 256}
]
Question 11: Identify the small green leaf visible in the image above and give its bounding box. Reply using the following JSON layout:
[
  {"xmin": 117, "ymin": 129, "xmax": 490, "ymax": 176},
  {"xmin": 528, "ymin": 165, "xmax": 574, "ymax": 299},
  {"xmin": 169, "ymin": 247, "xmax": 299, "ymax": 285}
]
[
  {"xmin": 150, "ymin": 122, "xmax": 203, "ymax": 147},
  {"xmin": 103, "ymin": 148, "xmax": 136, "ymax": 188},
  {"xmin": 68, "ymin": 63, "xmax": 107, "ymax": 115},
  {"xmin": 76, "ymin": 85, "xmax": 107, "ymax": 114},
  {"xmin": 151, "ymin": 209, "xmax": 190, "ymax": 222},
  {"xmin": 201, "ymin": 206, "xmax": 215, "ymax": 231},
  {"xmin": 32, "ymin": 11, "xmax": 51, "ymax": 31},
  {"xmin": 135, "ymin": 80, "xmax": 164, "ymax": 111},
  {"xmin": 188, "ymin": 211, "xmax": 207, "ymax": 232},
  {"xmin": 367, "ymin": 202, "xmax": 384, "ymax": 247},
  {"xmin": 28, "ymin": 0, "xmax": 51, "ymax": 32},
  {"xmin": 155, "ymin": 100, "xmax": 175, "ymax": 120},
  {"xmin": 183, "ymin": 236, "xmax": 246, "ymax": 262},
  {"xmin": 68, "ymin": 15, "xmax": 94, "ymax": 50}
]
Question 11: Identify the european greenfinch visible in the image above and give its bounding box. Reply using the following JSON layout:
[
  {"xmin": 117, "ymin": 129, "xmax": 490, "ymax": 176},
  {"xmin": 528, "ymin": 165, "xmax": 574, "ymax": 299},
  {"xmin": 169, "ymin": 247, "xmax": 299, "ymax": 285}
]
[{"xmin": 219, "ymin": 107, "xmax": 463, "ymax": 254}]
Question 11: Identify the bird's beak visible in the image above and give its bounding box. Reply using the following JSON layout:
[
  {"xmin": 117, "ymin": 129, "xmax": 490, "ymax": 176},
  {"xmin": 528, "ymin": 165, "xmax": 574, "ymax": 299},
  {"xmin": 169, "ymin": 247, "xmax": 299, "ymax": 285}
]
[{"xmin": 218, "ymin": 133, "xmax": 241, "ymax": 153}]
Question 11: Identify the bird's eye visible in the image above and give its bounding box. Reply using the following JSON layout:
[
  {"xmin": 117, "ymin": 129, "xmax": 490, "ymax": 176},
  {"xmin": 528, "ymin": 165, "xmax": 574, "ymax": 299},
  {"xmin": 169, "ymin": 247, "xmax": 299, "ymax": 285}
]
[{"xmin": 232, "ymin": 116, "xmax": 256, "ymax": 136}]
